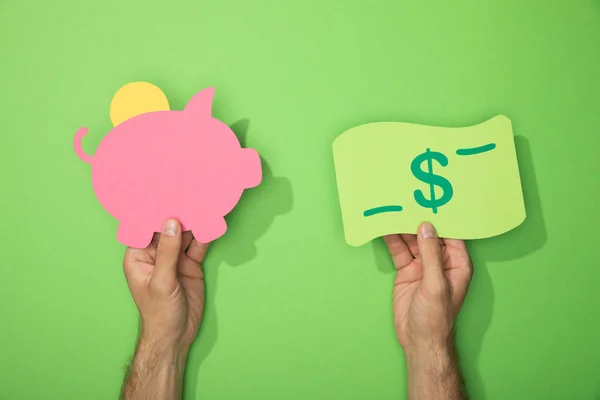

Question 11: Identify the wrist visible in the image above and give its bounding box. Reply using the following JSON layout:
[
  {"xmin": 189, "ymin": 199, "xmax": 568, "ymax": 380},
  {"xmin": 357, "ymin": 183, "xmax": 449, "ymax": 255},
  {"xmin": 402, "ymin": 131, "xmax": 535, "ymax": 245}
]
[
  {"xmin": 403, "ymin": 339, "xmax": 466, "ymax": 400},
  {"xmin": 136, "ymin": 333, "xmax": 189, "ymax": 368},
  {"xmin": 140, "ymin": 317, "xmax": 188, "ymax": 354},
  {"xmin": 404, "ymin": 338, "xmax": 455, "ymax": 373},
  {"xmin": 404, "ymin": 333, "xmax": 453, "ymax": 354},
  {"xmin": 122, "ymin": 332, "xmax": 189, "ymax": 400}
]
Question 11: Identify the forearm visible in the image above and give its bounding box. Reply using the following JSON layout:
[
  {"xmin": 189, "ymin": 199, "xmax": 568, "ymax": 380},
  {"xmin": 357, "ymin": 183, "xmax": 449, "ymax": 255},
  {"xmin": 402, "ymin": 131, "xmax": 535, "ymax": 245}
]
[
  {"xmin": 121, "ymin": 336, "xmax": 188, "ymax": 400},
  {"xmin": 405, "ymin": 341, "xmax": 466, "ymax": 400}
]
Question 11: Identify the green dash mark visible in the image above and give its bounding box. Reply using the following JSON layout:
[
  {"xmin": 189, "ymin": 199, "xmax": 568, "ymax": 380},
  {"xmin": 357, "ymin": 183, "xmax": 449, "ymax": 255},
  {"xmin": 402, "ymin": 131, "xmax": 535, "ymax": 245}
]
[
  {"xmin": 364, "ymin": 205, "xmax": 403, "ymax": 217},
  {"xmin": 456, "ymin": 143, "xmax": 496, "ymax": 156}
]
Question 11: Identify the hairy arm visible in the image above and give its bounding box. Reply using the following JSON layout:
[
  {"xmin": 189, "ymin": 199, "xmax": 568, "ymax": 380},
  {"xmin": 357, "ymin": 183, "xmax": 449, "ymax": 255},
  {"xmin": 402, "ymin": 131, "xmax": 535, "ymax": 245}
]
[
  {"xmin": 120, "ymin": 219, "xmax": 209, "ymax": 400},
  {"xmin": 121, "ymin": 336, "xmax": 188, "ymax": 400},
  {"xmin": 405, "ymin": 341, "xmax": 466, "ymax": 400},
  {"xmin": 384, "ymin": 223, "xmax": 473, "ymax": 400}
]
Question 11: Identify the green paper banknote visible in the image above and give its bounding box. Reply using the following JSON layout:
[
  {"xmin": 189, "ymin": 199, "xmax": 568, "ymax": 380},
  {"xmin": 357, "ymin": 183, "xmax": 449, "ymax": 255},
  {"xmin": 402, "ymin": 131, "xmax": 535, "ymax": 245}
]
[{"xmin": 332, "ymin": 115, "xmax": 525, "ymax": 246}]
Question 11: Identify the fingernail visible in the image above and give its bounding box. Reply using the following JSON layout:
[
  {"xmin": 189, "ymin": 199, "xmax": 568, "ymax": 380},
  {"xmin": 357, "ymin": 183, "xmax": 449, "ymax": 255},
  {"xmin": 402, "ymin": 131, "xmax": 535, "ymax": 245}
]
[
  {"xmin": 419, "ymin": 222, "xmax": 437, "ymax": 239},
  {"xmin": 163, "ymin": 219, "xmax": 178, "ymax": 236}
]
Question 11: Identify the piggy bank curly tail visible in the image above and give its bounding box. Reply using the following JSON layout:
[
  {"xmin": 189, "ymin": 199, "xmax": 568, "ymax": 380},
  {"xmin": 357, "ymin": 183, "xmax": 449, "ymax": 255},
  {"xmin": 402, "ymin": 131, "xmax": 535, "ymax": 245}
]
[{"xmin": 74, "ymin": 127, "xmax": 93, "ymax": 164}]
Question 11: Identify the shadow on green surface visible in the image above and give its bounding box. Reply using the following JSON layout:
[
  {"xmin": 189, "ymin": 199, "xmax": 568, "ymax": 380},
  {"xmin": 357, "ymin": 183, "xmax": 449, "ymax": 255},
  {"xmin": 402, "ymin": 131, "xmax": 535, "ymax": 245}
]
[
  {"xmin": 476, "ymin": 136, "xmax": 547, "ymax": 261},
  {"xmin": 371, "ymin": 136, "xmax": 545, "ymax": 400},
  {"xmin": 183, "ymin": 119, "xmax": 293, "ymax": 399},
  {"xmin": 458, "ymin": 136, "xmax": 546, "ymax": 400}
]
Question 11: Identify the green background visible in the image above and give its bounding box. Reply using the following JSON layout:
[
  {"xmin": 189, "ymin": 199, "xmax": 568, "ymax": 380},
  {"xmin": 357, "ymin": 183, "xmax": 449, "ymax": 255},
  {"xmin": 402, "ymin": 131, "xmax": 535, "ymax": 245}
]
[{"xmin": 1, "ymin": 1, "xmax": 599, "ymax": 399}]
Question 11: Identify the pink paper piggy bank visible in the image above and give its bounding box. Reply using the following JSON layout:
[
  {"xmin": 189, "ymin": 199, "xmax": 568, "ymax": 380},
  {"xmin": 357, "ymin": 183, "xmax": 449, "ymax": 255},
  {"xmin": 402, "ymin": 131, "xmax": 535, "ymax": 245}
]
[{"xmin": 74, "ymin": 87, "xmax": 262, "ymax": 248}]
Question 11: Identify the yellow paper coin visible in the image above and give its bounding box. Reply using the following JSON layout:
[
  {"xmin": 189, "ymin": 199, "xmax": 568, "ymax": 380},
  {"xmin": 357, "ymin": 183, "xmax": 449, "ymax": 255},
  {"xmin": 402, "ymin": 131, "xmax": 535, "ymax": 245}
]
[{"xmin": 110, "ymin": 82, "xmax": 170, "ymax": 127}]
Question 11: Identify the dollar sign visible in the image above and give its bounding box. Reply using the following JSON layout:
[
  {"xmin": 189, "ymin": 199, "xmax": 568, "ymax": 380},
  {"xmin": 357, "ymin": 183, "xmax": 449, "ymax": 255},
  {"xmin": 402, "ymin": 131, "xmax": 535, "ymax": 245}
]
[{"xmin": 410, "ymin": 148, "xmax": 454, "ymax": 214}]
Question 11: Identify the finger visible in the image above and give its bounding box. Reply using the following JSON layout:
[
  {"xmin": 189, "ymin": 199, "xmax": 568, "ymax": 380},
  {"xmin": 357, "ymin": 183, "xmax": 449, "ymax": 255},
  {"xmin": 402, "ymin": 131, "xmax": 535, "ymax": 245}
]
[
  {"xmin": 416, "ymin": 222, "xmax": 445, "ymax": 283},
  {"xmin": 444, "ymin": 239, "xmax": 474, "ymax": 285},
  {"xmin": 442, "ymin": 237, "xmax": 472, "ymax": 266},
  {"xmin": 442, "ymin": 238, "xmax": 467, "ymax": 253},
  {"xmin": 450, "ymin": 268, "xmax": 473, "ymax": 313},
  {"xmin": 401, "ymin": 234, "xmax": 419, "ymax": 257},
  {"xmin": 152, "ymin": 219, "xmax": 182, "ymax": 289},
  {"xmin": 182, "ymin": 231, "xmax": 194, "ymax": 251},
  {"xmin": 150, "ymin": 232, "xmax": 161, "ymax": 246},
  {"xmin": 122, "ymin": 248, "xmax": 153, "ymax": 282},
  {"xmin": 383, "ymin": 234, "xmax": 413, "ymax": 270},
  {"xmin": 186, "ymin": 239, "xmax": 210, "ymax": 264}
]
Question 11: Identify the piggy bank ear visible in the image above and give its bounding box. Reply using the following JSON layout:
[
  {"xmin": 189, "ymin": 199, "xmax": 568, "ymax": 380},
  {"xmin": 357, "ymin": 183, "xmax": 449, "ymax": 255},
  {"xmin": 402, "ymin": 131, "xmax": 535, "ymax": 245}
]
[{"xmin": 185, "ymin": 87, "xmax": 215, "ymax": 116}]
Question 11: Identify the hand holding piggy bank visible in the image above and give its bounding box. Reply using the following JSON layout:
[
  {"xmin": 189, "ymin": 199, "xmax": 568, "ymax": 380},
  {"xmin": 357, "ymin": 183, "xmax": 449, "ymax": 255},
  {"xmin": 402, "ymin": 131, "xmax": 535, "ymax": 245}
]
[{"xmin": 74, "ymin": 83, "xmax": 262, "ymax": 248}]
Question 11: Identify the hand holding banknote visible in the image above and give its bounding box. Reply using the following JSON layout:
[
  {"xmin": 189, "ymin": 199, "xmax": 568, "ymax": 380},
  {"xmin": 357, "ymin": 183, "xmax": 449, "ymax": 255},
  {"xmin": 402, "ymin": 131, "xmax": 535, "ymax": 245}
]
[{"xmin": 386, "ymin": 222, "xmax": 472, "ymax": 400}]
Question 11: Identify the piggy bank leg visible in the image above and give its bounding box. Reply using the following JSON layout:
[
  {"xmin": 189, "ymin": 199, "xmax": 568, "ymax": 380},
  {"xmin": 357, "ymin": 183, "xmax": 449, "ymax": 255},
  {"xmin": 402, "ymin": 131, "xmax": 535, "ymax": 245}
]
[
  {"xmin": 117, "ymin": 220, "xmax": 154, "ymax": 249},
  {"xmin": 191, "ymin": 216, "xmax": 227, "ymax": 244}
]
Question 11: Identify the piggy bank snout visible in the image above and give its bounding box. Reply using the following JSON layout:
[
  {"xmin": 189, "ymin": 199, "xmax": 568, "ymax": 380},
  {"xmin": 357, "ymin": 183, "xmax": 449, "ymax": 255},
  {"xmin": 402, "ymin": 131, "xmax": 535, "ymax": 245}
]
[{"xmin": 236, "ymin": 148, "xmax": 262, "ymax": 189}]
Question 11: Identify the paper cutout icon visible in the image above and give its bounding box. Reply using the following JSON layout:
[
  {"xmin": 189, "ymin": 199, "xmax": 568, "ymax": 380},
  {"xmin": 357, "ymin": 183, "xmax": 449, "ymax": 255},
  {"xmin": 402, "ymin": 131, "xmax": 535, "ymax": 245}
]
[
  {"xmin": 74, "ymin": 82, "xmax": 262, "ymax": 248},
  {"xmin": 332, "ymin": 115, "xmax": 525, "ymax": 246},
  {"xmin": 110, "ymin": 82, "xmax": 170, "ymax": 127}
]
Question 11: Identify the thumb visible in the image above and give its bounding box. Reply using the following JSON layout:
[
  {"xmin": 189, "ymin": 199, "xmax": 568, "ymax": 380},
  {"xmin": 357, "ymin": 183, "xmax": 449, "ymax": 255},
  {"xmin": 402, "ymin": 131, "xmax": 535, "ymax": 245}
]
[
  {"xmin": 417, "ymin": 222, "xmax": 445, "ymax": 285},
  {"xmin": 152, "ymin": 219, "xmax": 182, "ymax": 291}
]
